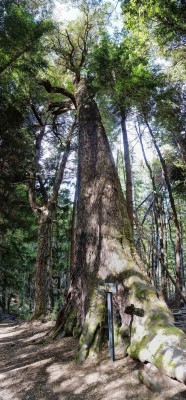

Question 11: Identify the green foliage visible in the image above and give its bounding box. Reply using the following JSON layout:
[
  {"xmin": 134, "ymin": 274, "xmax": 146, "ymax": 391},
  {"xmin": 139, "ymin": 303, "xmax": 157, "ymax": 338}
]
[
  {"xmin": 0, "ymin": 1, "xmax": 54, "ymax": 75},
  {"xmin": 163, "ymin": 148, "xmax": 186, "ymax": 196},
  {"xmin": 0, "ymin": 0, "xmax": 55, "ymax": 313},
  {"xmin": 121, "ymin": 0, "xmax": 186, "ymax": 75},
  {"xmin": 0, "ymin": 223, "xmax": 36, "ymax": 293},
  {"xmin": 122, "ymin": 0, "xmax": 186, "ymax": 42},
  {"xmin": 0, "ymin": 99, "xmax": 33, "ymax": 230},
  {"xmin": 88, "ymin": 31, "xmax": 161, "ymax": 115}
]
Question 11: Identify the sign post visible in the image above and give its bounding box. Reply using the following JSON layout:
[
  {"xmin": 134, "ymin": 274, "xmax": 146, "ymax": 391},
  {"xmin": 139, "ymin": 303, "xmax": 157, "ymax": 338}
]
[
  {"xmin": 107, "ymin": 291, "xmax": 114, "ymax": 361},
  {"xmin": 98, "ymin": 282, "xmax": 117, "ymax": 362}
]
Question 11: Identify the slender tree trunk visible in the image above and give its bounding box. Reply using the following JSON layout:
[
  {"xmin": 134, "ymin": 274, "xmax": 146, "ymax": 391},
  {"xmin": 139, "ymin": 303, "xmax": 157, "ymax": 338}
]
[
  {"xmin": 133, "ymin": 213, "xmax": 152, "ymax": 278},
  {"xmin": 151, "ymin": 222, "xmax": 158, "ymax": 287},
  {"xmin": 34, "ymin": 209, "xmax": 52, "ymax": 318},
  {"xmin": 48, "ymin": 217, "xmax": 55, "ymax": 311},
  {"xmin": 154, "ymin": 214, "xmax": 159, "ymax": 287},
  {"xmin": 7, "ymin": 293, "xmax": 12, "ymax": 314},
  {"xmin": 2, "ymin": 282, "xmax": 6, "ymax": 313},
  {"xmin": 29, "ymin": 274, "xmax": 33, "ymax": 313},
  {"xmin": 120, "ymin": 109, "xmax": 133, "ymax": 233},
  {"xmin": 160, "ymin": 197, "xmax": 167, "ymax": 300},
  {"xmin": 138, "ymin": 129, "xmax": 166, "ymax": 295},
  {"xmin": 30, "ymin": 122, "xmax": 73, "ymax": 318},
  {"xmin": 178, "ymin": 199, "xmax": 185, "ymax": 290},
  {"xmin": 70, "ymin": 187, "xmax": 78, "ymax": 274},
  {"xmin": 52, "ymin": 80, "xmax": 186, "ymax": 383}
]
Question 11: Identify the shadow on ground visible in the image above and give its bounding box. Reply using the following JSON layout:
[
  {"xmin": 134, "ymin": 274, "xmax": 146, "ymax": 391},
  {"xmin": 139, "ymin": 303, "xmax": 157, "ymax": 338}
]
[{"xmin": 0, "ymin": 320, "xmax": 185, "ymax": 400}]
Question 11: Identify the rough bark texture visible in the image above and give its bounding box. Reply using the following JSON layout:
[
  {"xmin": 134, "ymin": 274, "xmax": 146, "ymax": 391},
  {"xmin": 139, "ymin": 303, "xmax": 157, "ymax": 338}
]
[{"xmin": 54, "ymin": 80, "xmax": 186, "ymax": 384}]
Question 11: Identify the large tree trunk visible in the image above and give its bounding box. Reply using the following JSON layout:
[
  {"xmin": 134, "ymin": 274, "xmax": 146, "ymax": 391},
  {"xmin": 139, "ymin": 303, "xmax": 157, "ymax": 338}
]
[{"xmin": 53, "ymin": 80, "xmax": 186, "ymax": 384}]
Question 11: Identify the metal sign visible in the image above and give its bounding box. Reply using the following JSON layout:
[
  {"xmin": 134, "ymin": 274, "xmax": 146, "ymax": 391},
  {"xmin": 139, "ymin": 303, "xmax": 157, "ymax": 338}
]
[
  {"xmin": 98, "ymin": 282, "xmax": 117, "ymax": 293},
  {"xmin": 98, "ymin": 282, "xmax": 117, "ymax": 361}
]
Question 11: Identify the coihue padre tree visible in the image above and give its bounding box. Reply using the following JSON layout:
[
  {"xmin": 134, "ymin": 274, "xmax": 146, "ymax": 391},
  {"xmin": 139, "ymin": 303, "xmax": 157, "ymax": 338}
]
[
  {"xmin": 39, "ymin": 5, "xmax": 186, "ymax": 383},
  {"xmin": 89, "ymin": 29, "xmax": 185, "ymax": 302}
]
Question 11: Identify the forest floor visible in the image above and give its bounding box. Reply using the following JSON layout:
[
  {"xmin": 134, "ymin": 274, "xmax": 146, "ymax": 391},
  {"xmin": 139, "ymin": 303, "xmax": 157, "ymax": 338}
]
[{"xmin": 0, "ymin": 317, "xmax": 186, "ymax": 400}]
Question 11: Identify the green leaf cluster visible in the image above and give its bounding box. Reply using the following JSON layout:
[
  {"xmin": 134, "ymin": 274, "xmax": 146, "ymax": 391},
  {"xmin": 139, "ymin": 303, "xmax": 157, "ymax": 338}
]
[{"xmin": 121, "ymin": 0, "xmax": 186, "ymax": 73}]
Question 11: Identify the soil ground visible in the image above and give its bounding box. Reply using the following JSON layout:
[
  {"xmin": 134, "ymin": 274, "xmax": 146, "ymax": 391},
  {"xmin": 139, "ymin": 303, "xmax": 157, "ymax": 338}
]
[{"xmin": 0, "ymin": 317, "xmax": 186, "ymax": 400}]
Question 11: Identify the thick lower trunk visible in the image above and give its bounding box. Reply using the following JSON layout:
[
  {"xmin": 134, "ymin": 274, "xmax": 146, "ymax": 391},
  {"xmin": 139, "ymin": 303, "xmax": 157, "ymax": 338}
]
[{"xmin": 54, "ymin": 80, "xmax": 186, "ymax": 383}]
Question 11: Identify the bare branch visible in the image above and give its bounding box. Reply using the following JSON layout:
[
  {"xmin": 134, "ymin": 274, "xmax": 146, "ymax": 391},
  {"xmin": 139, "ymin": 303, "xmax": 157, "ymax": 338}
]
[
  {"xmin": 135, "ymin": 191, "xmax": 153, "ymax": 212},
  {"xmin": 65, "ymin": 29, "xmax": 75, "ymax": 68},
  {"xmin": 30, "ymin": 102, "xmax": 44, "ymax": 127},
  {"xmin": 38, "ymin": 80, "xmax": 77, "ymax": 108},
  {"xmin": 49, "ymin": 119, "xmax": 77, "ymax": 204},
  {"xmin": 48, "ymin": 100, "xmax": 75, "ymax": 116},
  {"xmin": 36, "ymin": 173, "xmax": 48, "ymax": 205},
  {"xmin": 28, "ymin": 112, "xmax": 46, "ymax": 213},
  {"xmin": 28, "ymin": 172, "xmax": 37, "ymax": 213}
]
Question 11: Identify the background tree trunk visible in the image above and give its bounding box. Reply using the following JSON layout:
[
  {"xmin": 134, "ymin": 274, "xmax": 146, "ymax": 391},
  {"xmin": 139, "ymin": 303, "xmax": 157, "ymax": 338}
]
[
  {"xmin": 144, "ymin": 118, "xmax": 183, "ymax": 304},
  {"xmin": 29, "ymin": 121, "xmax": 73, "ymax": 319},
  {"xmin": 34, "ymin": 209, "xmax": 52, "ymax": 318},
  {"xmin": 120, "ymin": 109, "xmax": 133, "ymax": 234}
]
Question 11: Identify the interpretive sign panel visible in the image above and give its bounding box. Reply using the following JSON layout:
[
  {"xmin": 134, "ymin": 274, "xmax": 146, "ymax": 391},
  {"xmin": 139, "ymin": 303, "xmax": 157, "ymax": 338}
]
[{"xmin": 98, "ymin": 283, "xmax": 117, "ymax": 293}]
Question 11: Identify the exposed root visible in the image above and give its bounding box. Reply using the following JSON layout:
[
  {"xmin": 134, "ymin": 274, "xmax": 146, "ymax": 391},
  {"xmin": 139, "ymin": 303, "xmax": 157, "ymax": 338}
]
[
  {"xmin": 77, "ymin": 290, "xmax": 106, "ymax": 363},
  {"xmin": 137, "ymin": 370, "xmax": 162, "ymax": 392}
]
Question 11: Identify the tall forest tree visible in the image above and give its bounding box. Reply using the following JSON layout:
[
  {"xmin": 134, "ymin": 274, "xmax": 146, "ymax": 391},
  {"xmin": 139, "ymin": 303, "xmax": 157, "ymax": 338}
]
[{"xmin": 28, "ymin": 99, "xmax": 76, "ymax": 318}]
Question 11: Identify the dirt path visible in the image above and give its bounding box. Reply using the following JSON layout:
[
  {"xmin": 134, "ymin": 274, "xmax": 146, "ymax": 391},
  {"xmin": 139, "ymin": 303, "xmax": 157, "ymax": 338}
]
[{"xmin": 0, "ymin": 319, "xmax": 186, "ymax": 400}]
